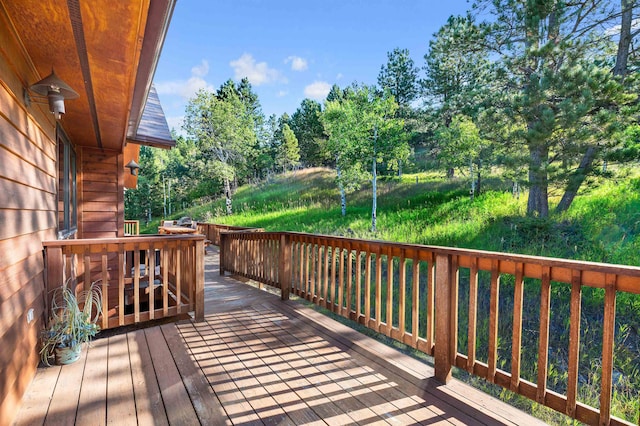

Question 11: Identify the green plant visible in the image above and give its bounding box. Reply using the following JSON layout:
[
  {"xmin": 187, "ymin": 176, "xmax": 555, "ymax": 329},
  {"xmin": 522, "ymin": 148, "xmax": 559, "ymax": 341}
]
[{"xmin": 40, "ymin": 280, "xmax": 102, "ymax": 366}]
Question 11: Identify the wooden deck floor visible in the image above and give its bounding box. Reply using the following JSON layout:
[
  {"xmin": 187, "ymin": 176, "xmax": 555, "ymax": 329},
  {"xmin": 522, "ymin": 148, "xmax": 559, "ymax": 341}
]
[{"xmin": 14, "ymin": 249, "xmax": 546, "ymax": 426}]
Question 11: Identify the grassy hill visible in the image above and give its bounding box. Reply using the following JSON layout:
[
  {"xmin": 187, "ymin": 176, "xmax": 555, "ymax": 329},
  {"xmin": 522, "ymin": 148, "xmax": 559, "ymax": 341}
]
[
  {"xmin": 151, "ymin": 166, "xmax": 640, "ymax": 267},
  {"xmin": 143, "ymin": 166, "xmax": 640, "ymax": 423}
]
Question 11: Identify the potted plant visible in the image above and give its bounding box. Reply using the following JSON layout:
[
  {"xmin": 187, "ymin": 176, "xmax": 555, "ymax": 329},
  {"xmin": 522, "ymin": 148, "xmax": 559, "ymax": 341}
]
[{"xmin": 40, "ymin": 280, "xmax": 102, "ymax": 366}]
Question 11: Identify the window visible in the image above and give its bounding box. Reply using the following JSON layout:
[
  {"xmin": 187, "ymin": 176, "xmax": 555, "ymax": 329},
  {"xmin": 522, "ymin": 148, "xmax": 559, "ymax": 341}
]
[{"xmin": 57, "ymin": 125, "xmax": 77, "ymax": 238}]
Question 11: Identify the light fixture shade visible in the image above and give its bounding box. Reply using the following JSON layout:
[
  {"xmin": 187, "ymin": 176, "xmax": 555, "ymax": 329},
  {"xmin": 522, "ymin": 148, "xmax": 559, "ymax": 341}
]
[
  {"xmin": 125, "ymin": 159, "xmax": 140, "ymax": 176},
  {"xmin": 30, "ymin": 70, "xmax": 79, "ymax": 99},
  {"xmin": 29, "ymin": 69, "xmax": 79, "ymax": 119}
]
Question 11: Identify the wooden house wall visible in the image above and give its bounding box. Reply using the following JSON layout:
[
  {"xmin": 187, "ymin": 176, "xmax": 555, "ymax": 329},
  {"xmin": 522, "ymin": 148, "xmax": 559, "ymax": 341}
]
[
  {"xmin": 0, "ymin": 9, "xmax": 58, "ymax": 426},
  {"xmin": 78, "ymin": 147, "xmax": 125, "ymax": 239}
]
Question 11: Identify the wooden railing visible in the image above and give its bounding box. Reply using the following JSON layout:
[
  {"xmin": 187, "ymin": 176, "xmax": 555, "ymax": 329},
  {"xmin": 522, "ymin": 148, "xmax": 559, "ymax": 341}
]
[
  {"xmin": 219, "ymin": 229, "xmax": 640, "ymax": 426},
  {"xmin": 124, "ymin": 219, "xmax": 139, "ymax": 236},
  {"xmin": 43, "ymin": 235, "xmax": 205, "ymax": 330},
  {"xmin": 196, "ymin": 222, "xmax": 263, "ymax": 246}
]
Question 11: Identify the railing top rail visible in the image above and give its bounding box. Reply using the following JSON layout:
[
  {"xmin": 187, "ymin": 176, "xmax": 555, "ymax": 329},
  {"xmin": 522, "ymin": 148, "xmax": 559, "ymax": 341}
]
[
  {"xmin": 219, "ymin": 228, "xmax": 640, "ymax": 278},
  {"xmin": 43, "ymin": 234, "xmax": 206, "ymax": 247}
]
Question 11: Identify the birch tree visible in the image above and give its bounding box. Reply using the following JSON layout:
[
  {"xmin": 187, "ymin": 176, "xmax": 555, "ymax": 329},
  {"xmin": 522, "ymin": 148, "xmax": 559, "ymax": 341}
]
[{"xmin": 183, "ymin": 88, "xmax": 255, "ymax": 215}]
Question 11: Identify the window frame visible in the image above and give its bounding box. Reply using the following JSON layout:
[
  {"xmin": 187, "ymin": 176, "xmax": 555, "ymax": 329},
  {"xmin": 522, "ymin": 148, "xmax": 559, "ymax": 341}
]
[{"xmin": 57, "ymin": 125, "xmax": 77, "ymax": 239}]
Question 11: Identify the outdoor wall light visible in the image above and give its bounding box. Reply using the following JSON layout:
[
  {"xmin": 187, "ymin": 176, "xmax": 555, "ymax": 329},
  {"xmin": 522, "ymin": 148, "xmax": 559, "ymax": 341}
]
[
  {"xmin": 24, "ymin": 69, "xmax": 79, "ymax": 120},
  {"xmin": 125, "ymin": 159, "xmax": 140, "ymax": 176}
]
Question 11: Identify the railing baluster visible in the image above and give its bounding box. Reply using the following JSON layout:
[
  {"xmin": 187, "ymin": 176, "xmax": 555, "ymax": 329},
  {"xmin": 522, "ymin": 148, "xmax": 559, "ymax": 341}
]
[
  {"xmin": 134, "ymin": 247, "xmax": 140, "ymax": 323},
  {"xmin": 298, "ymin": 241, "xmax": 305, "ymax": 297},
  {"xmin": 331, "ymin": 246, "xmax": 339, "ymax": 312},
  {"xmin": 101, "ymin": 252, "xmax": 108, "ymax": 330},
  {"xmin": 398, "ymin": 250, "xmax": 406, "ymax": 340},
  {"xmin": 426, "ymin": 253, "xmax": 435, "ymax": 353},
  {"xmin": 118, "ymin": 249, "xmax": 124, "ymax": 326},
  {"xmin": 317, "ymin": 242, "xmax": 323, "ymax": 303},
  {"xmin": 323, "ymin": 243, "xmax": 329, "ymax": 307},
  {"xmin": 346, "ymin": 244, "xmax": 353, "ymax": 319},
  {"xmin": 176, "ymin": 242, "xmax": 182, "ymax": 314},
  {"xmin": 339, "ymin": 245, "xmax": 345, "ymax": 316},
  {"xmin": 537, "ymin": 265, "xmax": 551, "ymax": 403},
  {"xmin": 148, "ymin": 247, "xmax": 155, "ymax": 320},
  {"xmin": 511, "ymin": 262, "xmax": 524, "ymax": 391},
  {"xmin": 83, "ymin": 248, "xmax": 91, "ymax": 291},
  {"xmin": 600, "ymin": 273, "xmax": 617, "ymax": 425},
  {"xmin": 310, "ymin": 241, "xmax": 315, "ymax": 299},
  {"xmin": 166, "ymin": 242, "xmax": 171, "ymax": 316},
  {"xmin": 375, "ymin": 246, "xmax": 382, "ymax": 331},
  {"xmin": 488, "ymin": 259, "xmax": 500, "ymax": 383},
  {"xmin": 385, "ymin": 248, "xmax": 393, "ymax": 336},
  {"xmin": 467, "ymin": 257, "xmax": 478, "ymax": 373},
  {"xmin": 365, "ymin": 251, "xmax": 372, "ymax": 326},
  {"xmin": 356, "ymin": 251, "xmax": 362, "ymax": 322},
  {"xmin": 411, "ymin": 257, "xmax": 419, "ymax": 348},
  {"xmin": 567, "ymin": 269, "xmax": 582, "ymax": 417}
]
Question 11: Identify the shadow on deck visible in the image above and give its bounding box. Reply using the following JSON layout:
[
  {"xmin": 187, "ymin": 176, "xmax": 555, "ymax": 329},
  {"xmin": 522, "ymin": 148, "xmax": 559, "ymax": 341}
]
[{"xmin": 14, "ymin": 248, "xmax": 545, "ymax": 425}]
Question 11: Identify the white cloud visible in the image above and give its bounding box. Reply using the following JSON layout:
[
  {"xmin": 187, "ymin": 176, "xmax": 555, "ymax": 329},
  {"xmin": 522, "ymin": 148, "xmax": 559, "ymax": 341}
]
[
  {"xmin": 191, "ymin": 59, "xmax": 209, "ymax": 77},
  {"xmin": 276, "ymin": 90, "xmax": 288, "ymax": 97},
  {"xmin": 336, "ymin": 73, "xmax": 344, "ymax": 80},
  {"xmin": 230, "ymin": 53, "xmax": 285, "ymax": 85},
  {"xmin": 304, "ymin": 81, "xmax": 331, "ymax": 100},
  {"xmin": 285, "ymin": 56, "xmax": 308, "ymax": 71},
  {"xmin": 155, "ymin": 59, "xmax": 213, "ymax": 99}
]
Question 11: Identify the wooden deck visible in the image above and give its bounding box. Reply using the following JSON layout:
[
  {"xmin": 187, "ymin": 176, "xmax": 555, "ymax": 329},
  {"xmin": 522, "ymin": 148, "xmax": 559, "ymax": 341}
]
[{"xmin": 14, "ymin": 248, "xmax": 546, "ymax": 426}]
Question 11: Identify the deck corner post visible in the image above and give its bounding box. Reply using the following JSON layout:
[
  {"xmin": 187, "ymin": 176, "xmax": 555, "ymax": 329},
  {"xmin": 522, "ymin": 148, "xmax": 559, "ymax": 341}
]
[
  {"xmin": 194, "ymin": 238, "xmax": 205, "ymax": 322},
  {"xmin": 434, "ymin": 252, "xmax": 454, "ymax": 384},
  {"xmin": 219, "ymin": 232, "xmax": 227, "ymax": 276},
  {"xmin": 279, "ymin": 233, "xmax": 291, "ymax": 301}
]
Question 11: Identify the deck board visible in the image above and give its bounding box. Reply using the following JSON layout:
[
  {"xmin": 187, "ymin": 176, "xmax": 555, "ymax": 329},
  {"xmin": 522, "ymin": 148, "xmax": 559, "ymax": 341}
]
[
  {"xmin": 127, "ymin": 329, "xmax": 169, "ymax": 426},
  {"xmin": 106, "ymin": 334, "xmax": 136, "ymax": 425},
  {"xmin": 76, "ymin": 337, "xmax": 108, "ymax": 425},
  {"xmin": 15, "ymin": 248, "xmax": 547, "ymax": 426}
]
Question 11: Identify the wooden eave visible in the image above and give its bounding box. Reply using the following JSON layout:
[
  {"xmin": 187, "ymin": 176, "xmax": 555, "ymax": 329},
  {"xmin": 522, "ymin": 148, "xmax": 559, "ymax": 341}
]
[{"xmin": 1, "ymin": 0, "xmax": 175, "ymax": 152}]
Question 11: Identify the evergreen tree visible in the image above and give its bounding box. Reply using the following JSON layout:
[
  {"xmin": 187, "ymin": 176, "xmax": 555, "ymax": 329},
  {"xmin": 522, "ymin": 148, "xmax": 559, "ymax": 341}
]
[
  {"xmin": 290, "ymin": 99, "xmax": 329, "ymax": 167},
  {"xmin": 378, "ymin": 47, "xmax": 419, "ymax": 116},
  {"xmin": 276, "ymin": 123, "xmax": 300, "ymax": 172}
]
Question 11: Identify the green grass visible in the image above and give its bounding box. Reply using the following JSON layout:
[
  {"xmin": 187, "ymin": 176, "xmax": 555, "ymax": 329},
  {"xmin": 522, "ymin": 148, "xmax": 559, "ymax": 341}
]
[
  {"xmin": 137, "ymin": 166, "xmax": 640, "ymax": 424},
  {"xmin": 166, "ymin": 167, "xmax": 640, "ymax": 267}
]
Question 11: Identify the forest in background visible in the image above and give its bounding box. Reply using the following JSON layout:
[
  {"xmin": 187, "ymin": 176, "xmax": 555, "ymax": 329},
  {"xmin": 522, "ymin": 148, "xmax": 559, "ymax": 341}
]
[{"xmin": 127, "ymin": 1, "xmax": 640, "ymax": 231}]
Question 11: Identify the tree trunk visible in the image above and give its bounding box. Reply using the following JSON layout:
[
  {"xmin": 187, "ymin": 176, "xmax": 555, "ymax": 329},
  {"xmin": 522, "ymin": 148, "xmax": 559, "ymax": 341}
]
[
  {"xmin": 372, "ymin": 127, "xmax": 378, "ymax": 233},
  {"xmin": 527, "ymin": 143, "xmax": 549, "ymax": 217},
  {"xmin": 555, "ymin": 145, "xmax": 597, "ymax": 213},
  {"xmin": 476, "ymin": 169, "xmax": 481, "ymax": 195},
  {"xmin": 447, "ymin": 168, "xmax": 455, "ymax": 179},
  {"xmin": 224, "ymin": 176, "xmax": 233, "ymax": 215},
  {"xmin": 613, "ymin": 0, "xmax": 633, "ymax": 77},
  {"xmin": 336, "ymin": 165, "xmax": 346, "ymax": 217}
]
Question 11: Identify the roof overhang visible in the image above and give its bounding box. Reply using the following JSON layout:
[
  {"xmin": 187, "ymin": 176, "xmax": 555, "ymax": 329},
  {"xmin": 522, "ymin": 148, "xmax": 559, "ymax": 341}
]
[{"xmin": 2, "ymin": 0, "xmax": 176, "ymax": 152}]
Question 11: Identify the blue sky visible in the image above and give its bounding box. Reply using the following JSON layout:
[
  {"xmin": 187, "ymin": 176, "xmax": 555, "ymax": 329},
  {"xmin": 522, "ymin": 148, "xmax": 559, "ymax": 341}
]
[{"xmin": 154, "ymin": 0, "xmax": 473, "ymax": 133}]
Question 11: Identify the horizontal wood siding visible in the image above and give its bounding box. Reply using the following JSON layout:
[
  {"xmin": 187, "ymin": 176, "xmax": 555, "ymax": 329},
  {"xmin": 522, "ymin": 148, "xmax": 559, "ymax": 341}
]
[
  {"xmin": 79, "ymin": 147, "xmax": 121, "ymax": 239},
  {"xmin": 0, "ymin": 8, "xmax": 58, "ymax": 426}
]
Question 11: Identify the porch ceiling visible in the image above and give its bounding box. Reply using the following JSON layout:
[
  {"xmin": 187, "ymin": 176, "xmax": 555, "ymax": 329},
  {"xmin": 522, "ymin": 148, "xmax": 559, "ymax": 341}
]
[{"xmin": 2, "ymin": 0, "xmax": 174, "ymax": 151}]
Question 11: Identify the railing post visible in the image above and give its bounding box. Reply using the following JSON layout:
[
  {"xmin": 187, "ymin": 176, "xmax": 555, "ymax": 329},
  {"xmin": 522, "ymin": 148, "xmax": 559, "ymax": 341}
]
[
  {"xmin": 279, "ymin": 233, "xmax": 291, "ymax": 300},
  {"xmin": 434, "ymin": 253, "xmax": 454, "ymax": 384},
  {"xmin": 194, "ymin": 238, "xmax": 205, "ymax": 322},
  {"xmin": 219, "ymin": 232, "xmax": 227, "ymax": 276}
]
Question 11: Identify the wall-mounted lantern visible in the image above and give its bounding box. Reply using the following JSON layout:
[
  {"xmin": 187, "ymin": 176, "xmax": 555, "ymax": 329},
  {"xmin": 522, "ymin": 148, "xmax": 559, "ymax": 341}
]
[
  {"xmin": 125, "ymin": 159, "xmax": 140, "ymax": 176},
  {"xmin": 25, "ymin": 69, "xmax": 79, "ymax": 120}
]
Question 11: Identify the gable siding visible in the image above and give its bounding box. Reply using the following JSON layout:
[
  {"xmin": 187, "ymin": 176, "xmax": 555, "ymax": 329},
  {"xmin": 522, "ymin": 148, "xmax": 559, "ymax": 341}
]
[{"xmin": 0, "ymin": 11, "xmax": 58, "ymax": 426}]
